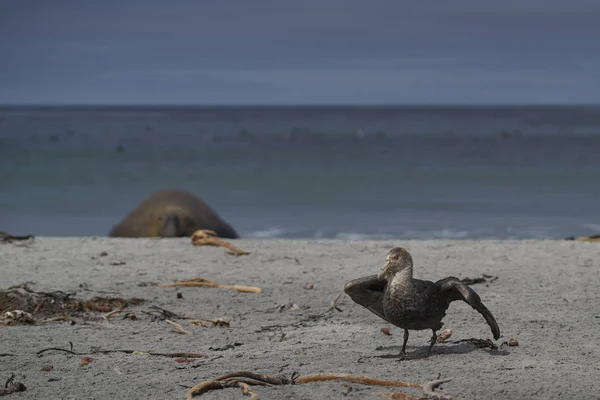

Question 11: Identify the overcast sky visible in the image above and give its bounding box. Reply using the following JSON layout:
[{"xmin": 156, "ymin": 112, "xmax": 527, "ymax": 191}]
[{"xmin": 1, "ymin": 0, "xmax": 600, "ymax": 105}]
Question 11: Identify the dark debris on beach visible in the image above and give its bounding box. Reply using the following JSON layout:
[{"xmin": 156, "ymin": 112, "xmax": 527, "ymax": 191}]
[{"xmin": 0, "ymin": 284, "xmax": 145, "ymax": 325}]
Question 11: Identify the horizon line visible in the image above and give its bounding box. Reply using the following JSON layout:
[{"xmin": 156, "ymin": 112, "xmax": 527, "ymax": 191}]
[{"xmin": 2, "ymin": 102, "xmax": 600, "ymax": 109}]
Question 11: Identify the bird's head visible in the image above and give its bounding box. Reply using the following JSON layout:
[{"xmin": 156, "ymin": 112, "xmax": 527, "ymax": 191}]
[{"xmin": 378, "ymin": 247, "xmax": 413, "ymax": 280}]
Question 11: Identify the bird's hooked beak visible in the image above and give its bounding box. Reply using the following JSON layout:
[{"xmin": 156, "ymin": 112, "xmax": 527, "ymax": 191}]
[{"xmin": 378, "ymin": 257, "xmax": 391, "ymax": 280}]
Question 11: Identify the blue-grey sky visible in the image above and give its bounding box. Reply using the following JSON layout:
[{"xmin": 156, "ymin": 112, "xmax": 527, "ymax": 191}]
[{"xmin": 1, "ymin": 0, "xmax": 600, "ymax": 105}]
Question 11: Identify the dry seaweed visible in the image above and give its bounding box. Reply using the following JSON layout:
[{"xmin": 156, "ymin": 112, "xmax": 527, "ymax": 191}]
[
  {"xmin": 0, "ymin": 231, "xmax": 34, "ymax": 244},
  {"xmin": 142, "ymin": 305, "xmax": 231, "ymax": 332},
  {"xmin": 143, "ymin": 305, "xmax": 182, "ymax": 320},
  {"xmin": 166, "ymin": 320, "xmax": 192, "ymax": 335},
  {"xmin": 190, "ymin": 229, "xmax": 250, "ymax": 256},
  {"xmin": 153, "ymin": 277, "xmax": 261, "ymax": 293},
  {"xmin": 452, "ymin": 338, "xmax": 498, "ymax": 350},
  {"xmin": 188, "ymin": 317, "xmax": 231, "ymax": 328},
  {"xmin": 0, "ymin": 284, "xmax": 145, "ymax": 324}
]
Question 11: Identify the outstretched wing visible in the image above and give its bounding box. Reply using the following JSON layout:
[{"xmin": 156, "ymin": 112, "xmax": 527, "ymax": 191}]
[
  {"xmin": 344, "ymin": 274, "xmax": 389, "ymax": 322},
  {"xmin": 435, "ymin": 277, "xmax": 501, "ymax": 340}
]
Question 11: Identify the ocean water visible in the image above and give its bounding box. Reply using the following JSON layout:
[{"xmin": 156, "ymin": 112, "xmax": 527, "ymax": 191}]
[{"xmin": 1, "ymin": 105, "xmax": 600, "ymax": 240}]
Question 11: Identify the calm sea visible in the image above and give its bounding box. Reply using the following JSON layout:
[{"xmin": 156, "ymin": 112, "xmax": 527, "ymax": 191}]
[{"xmin": 1, "ymin": 105, "xmax": 599, "ymax": 240}]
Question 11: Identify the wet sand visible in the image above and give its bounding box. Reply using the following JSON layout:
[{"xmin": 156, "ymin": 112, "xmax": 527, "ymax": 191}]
[{"xmin": 1, "ymin": 238, "xmax": 599, "ymax": 399}]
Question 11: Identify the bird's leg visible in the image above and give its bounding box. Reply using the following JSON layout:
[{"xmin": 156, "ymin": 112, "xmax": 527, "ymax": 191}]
[
  {"xmin": 374, "ymin": 329, "xmax": 409, "ymax": 360},
  {"xmin": 400, "ymin": 329, "xmax": 409, "ymax": 355},
  {"xmin": 426, "ymin": 330, "xmax": 437, "ymax": 356}
]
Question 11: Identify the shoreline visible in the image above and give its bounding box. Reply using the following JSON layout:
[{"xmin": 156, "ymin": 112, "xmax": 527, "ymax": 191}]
[{"xmin": 1, "ymin": 238, "xmax": 599, "ymax": 399}]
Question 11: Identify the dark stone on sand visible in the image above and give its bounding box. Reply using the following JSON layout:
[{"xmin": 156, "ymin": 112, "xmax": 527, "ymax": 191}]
[{"xmin": 108, "ymin": 189, "xmax": 239, "ymax": 239}]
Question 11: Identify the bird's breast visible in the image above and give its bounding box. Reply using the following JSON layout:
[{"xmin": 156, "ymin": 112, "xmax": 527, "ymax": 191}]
[{"xmin": 382, "ymin": 285, "xmax": 430, "ymax": 326}]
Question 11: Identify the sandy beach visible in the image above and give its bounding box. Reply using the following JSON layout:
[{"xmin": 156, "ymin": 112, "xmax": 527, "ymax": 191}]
[{"xmin": 1, "ymin": 238, "xmax": 599, "ymax": 399}]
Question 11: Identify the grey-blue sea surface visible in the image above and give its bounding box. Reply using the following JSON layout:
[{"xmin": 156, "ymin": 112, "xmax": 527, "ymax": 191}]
[{"xmin": 1, "ymin": 105, "xmax": 599, "ymax": 239}]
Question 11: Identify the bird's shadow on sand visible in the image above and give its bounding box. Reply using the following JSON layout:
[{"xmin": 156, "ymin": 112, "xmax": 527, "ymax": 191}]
[{"xmin": 371, "ymin": 341, "xmax": 509, "ymax": 361}]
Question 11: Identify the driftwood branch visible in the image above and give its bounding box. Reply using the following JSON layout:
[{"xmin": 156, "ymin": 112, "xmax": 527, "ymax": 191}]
[{"xmin": 186, "ymin": 370, "xmax": 453, "ymax": 399}]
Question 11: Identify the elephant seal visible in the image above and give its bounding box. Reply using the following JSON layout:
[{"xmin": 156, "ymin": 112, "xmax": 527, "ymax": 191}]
[{"xmin": 109, "ymin": 189, "xmax": 239, "ymax": 239}]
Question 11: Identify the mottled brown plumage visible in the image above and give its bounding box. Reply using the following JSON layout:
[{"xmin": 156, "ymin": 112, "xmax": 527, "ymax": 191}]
[{"xmin": 344, "ymin": 247, "xmax": 500, "ymax": 356}]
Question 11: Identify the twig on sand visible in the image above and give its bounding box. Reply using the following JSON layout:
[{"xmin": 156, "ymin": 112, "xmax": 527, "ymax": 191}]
[
  {"xmin": 143, "ymin": 306, "xmax": 231, "ymax": 329},
  {"xmin": 190, "ymin": 230, "xmax": 250, "ymax": 256},
  {"xmin": 102, "ymin": 306, "xmax": 125, "ymax": 320},
  {"xmin": 188, "ymin": 317, "xmax": 231, "ymax": 327},
  {"xmin": 144, "ymin": 305, "xmax": 182, "ymax": 320},
  {"xmin": 36, "ymin": 347, "xmax": 79, "ymax": 356},
  {"xmin": 186, "ymin": 371, "xmax": 453, "ymax": 400},
  {"xmin": 37, "ymin": 342, "xmax": 77, "ymax": 356},
  {"xmin": 35, "ymin": 343, "xmax": 207, "ymax": 359},
  {"xmin": 166, "ymin": 319, "xmax": 192, "ymax": 334},
  {"xmin": 153, "ymin": 277, "xmax": 262, "ymax": 294},
  {"xmin": 327, "ymin": 292, "xmax": 344, "ymax": 312}
]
